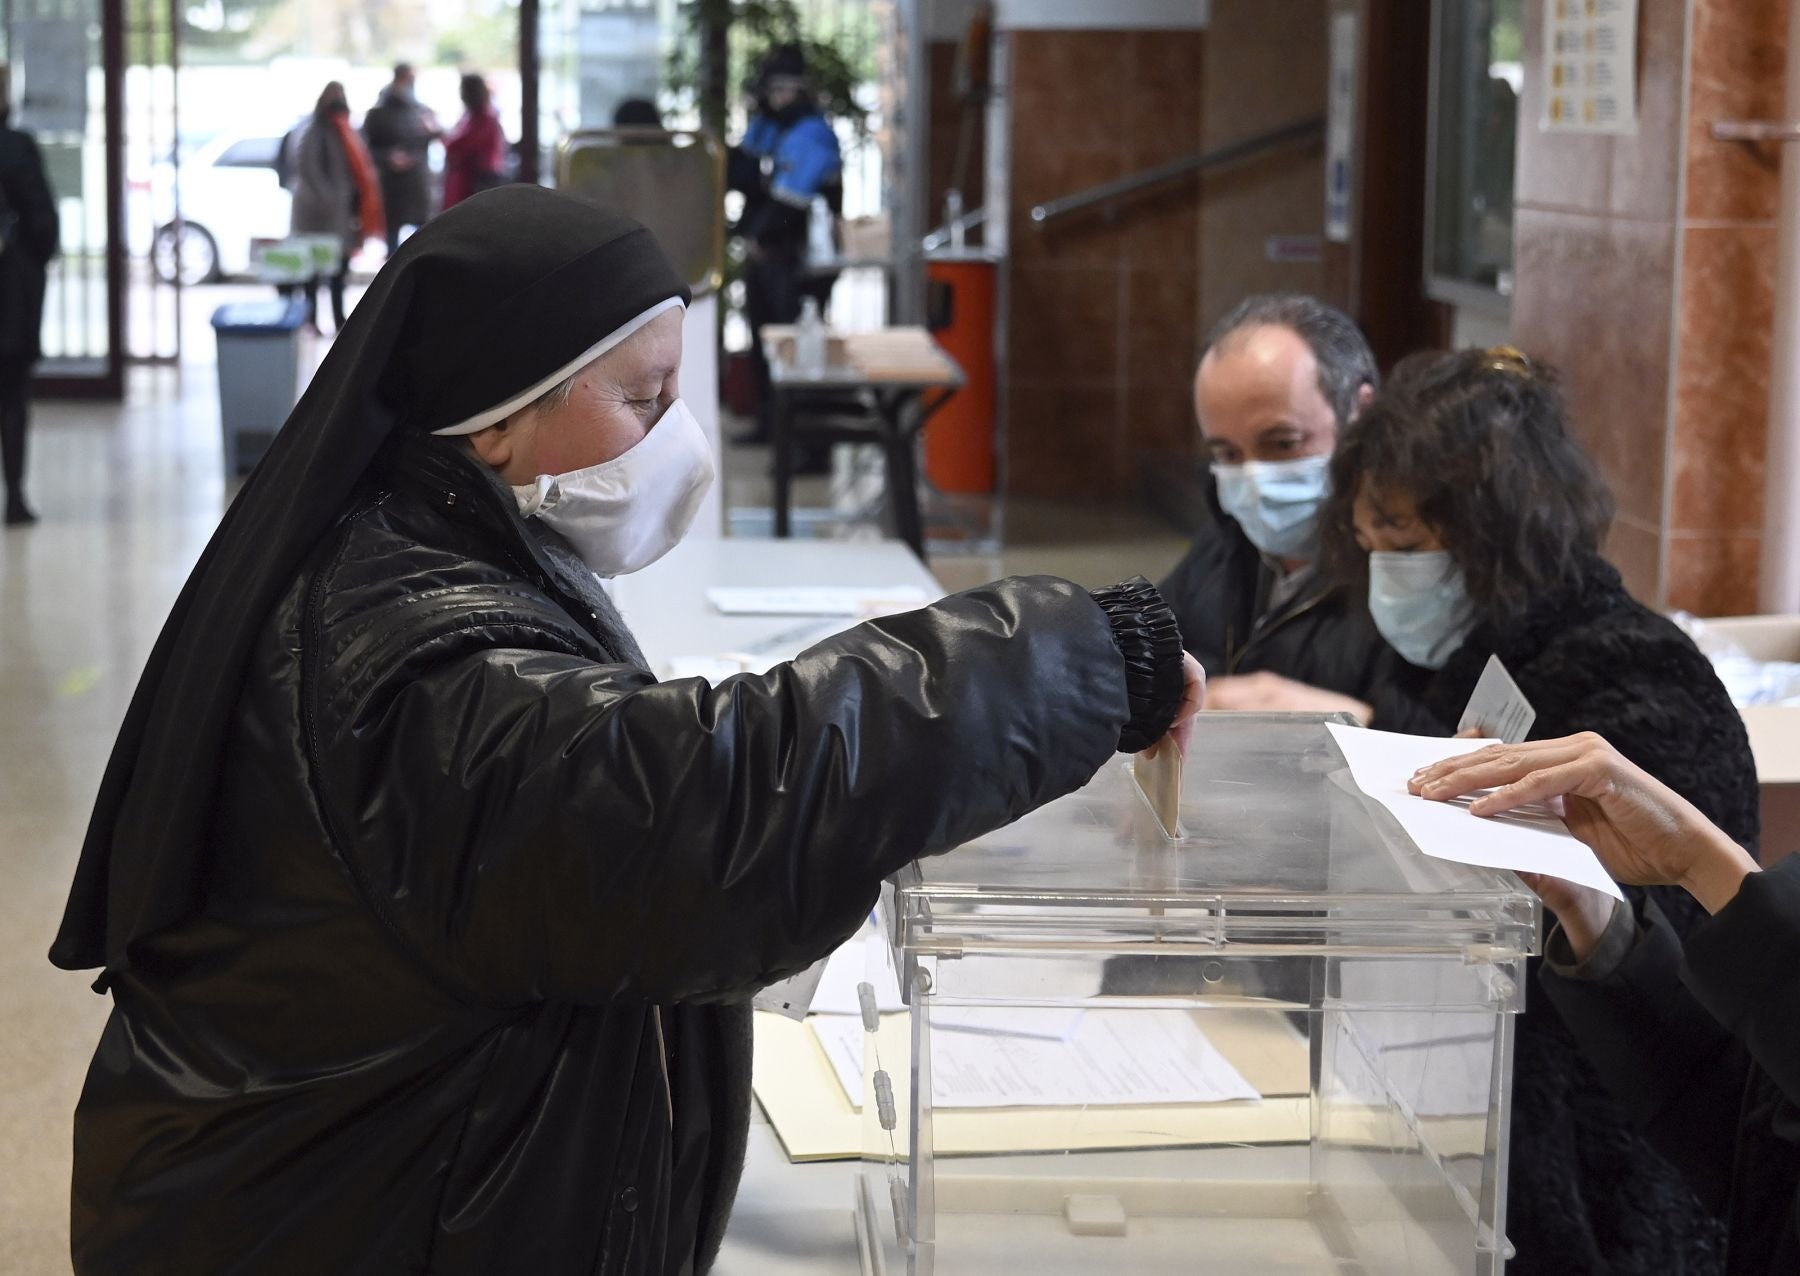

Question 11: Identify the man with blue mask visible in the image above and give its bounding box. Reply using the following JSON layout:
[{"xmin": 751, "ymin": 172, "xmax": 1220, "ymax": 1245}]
[{"xmin": 1158, "ymin": 293, "xmax": 1430, "ymax": 726}]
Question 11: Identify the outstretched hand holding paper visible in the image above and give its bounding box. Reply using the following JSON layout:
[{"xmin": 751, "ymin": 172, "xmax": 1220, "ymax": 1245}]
[{"xmin": 1326, "ymin": 724, "xmax": 1624, "ymax": 900}]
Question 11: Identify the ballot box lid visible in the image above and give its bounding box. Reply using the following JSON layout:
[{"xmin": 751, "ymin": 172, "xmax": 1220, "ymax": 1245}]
[{"xmin": 890, "ymin": 713, "xmax": 1540, "ymax": 965}]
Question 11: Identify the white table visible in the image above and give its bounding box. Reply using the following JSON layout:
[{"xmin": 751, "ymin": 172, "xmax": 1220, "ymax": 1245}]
[
  {"xmin": 611, "ymin": 535, "xmax": 944, "ymax": 668},
  {"xmin": 610, "ymin": 536, "xmax": 943, "ymax": 1275}
]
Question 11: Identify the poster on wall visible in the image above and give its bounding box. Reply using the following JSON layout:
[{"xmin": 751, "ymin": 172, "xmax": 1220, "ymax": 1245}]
[
  {"xmin": 1325, "ymin": 10, "xmax": 1357, "ymax": 243},
  {"xmin": 1542, "ymin": 0, "xmax": 1638, "ymax": 134}
]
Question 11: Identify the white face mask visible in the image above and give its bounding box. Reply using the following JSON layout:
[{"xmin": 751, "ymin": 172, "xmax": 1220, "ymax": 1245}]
[
  {"xmin": 1211, "ymin": 453, "xmax": 1332, "ymax": 560},
  {"xmin": 1367, "ymin": 550, "xmax": 1478, "ymax": 670},
  {"xmin": 512, "ymin": 398, "xmax": 715, "ymax": 578}
]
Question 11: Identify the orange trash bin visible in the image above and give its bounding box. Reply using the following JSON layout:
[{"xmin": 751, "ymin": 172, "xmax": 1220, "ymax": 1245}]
[{"xmin": 923, "ymin": 254, "xmax": 998, "ymax": 494}]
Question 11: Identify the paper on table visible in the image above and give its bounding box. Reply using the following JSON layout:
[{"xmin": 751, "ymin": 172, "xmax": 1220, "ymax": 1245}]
[
  {"xmin": 752, "ymin": 955, "xmax": 831, "ymax": 1021},
  {"xmin": 805, "ymin": 927, "xmax": 905, "ymax": 1017},
  {"xmin": 809, "ymin": 1009, "xmax": 1261, "ymax": 1110},
  {"xmin": 705, "ymin": 586, "xmax": 931, "ymax": 617},
  {"xmin": 752, "ymin": 1009, "xmax": 1311, "ymax": 1161},
  {"xmin": 1325, "ymin": 723, "xmax": 1623, "ymax": 900}
]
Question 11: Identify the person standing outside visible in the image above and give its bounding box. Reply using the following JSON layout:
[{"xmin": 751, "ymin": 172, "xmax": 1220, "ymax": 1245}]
[
  {"xmin": 0, "ymin": 64, "xmax": 58, "ymax": 527},
  {"xmin": 289, "ymin": 82, "xmax": 384, "ymax": 334},
  {"xmin": 362, "ymin": 62, "xmax": 439, "ymax": 254},
  {"xmin": 440, "ymin": 73, "xmax": 506, "ymax": 211}
]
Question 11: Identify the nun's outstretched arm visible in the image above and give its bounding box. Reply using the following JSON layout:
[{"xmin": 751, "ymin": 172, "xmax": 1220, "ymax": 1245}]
[{"xmin": 309, "ymin": 576, "xmax": 1169, "ymax": 1007}]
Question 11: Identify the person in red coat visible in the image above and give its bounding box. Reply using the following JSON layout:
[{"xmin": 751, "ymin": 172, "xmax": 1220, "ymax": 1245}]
[{"xmin": 442, "ymin": 73, "xmax": 507, "ymax": 210}]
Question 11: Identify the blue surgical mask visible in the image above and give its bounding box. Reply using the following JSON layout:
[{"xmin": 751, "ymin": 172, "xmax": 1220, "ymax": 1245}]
[
  {"xmin": 1367, "ymin": 550, "xmax": 1477, "ymax": 670},
  {"xmin": 1211, "ymin": 454, "xmax": 1332, "ymax": 559}
]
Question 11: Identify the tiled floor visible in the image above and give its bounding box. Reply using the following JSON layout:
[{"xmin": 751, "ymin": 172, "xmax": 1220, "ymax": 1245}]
[{"xmin": 0, "ymin": 365, "xmax": 1192, "ymax": 1271}]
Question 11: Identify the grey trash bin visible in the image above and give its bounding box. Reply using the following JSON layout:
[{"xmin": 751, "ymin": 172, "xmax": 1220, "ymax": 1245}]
[{"xmin": 211, "ymin": 297, "xmax": 307, "ymax": 475}]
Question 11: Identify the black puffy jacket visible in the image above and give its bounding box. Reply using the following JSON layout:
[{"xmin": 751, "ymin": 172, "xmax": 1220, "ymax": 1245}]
[
  {"xmin": 69, "ymin": 440, "xmax": 1172, "ymax": 1275},
  {"xmin": 1400, "ymin": 558, "xmax": 1760, "ymax": 1276}
]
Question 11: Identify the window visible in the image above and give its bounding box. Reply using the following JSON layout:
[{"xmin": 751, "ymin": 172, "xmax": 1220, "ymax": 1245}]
[{"xmin": 1426, "ymin": 0, "xmax": 1522, "ymax": 308}]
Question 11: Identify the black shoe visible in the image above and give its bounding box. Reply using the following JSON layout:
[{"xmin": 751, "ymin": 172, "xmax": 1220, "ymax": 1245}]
[{"xmin": 5, "ymin": 499, "xmax": 37, "ymax": 526}]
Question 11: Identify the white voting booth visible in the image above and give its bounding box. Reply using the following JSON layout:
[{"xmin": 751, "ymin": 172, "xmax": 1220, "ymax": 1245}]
[{"xmin": 839, "ymin": 713, "xmax": 1540, "ymax": 1276}]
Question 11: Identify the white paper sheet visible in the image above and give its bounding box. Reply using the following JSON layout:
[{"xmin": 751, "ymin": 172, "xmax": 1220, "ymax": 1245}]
[
  {"xmin": 1325, "ymin": 724, "xmax": 1623, "ymax": 900},
  {"xmin": 805, "ymin": 927, "xmax": 906, "ymax": 1017},
  {"xmin": 705, "ymin": 586, "xmax": 931, "ymax": 617},
  {"xmin": 752, "ymin": 955, "xmax": 831, "ymax": 1020},
  {"xmin": 810, "ymin": 1010, "xmax": 1262, "ymax": 1110}
]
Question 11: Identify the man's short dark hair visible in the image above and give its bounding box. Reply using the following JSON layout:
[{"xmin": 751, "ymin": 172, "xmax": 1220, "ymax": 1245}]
[{"xmin": 1203, "ymin": 293, "xmax": 1378, "ymax": 428}]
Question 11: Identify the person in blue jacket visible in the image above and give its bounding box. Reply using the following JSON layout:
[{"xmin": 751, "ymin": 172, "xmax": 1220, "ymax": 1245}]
[{"xmin": 729, "ymin": 44, "xmax": 843, "ymax": 449}]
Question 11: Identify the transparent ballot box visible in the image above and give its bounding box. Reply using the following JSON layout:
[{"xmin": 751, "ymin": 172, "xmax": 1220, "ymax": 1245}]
[{"xmin": 853, "ymin": 714, "xmax": 1540, "ymax": 1276}]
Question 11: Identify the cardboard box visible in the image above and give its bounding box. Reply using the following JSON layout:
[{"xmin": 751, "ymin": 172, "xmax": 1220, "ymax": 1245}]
[{"xmin": 1696, "ymin": 615, "xmax": 1800, "ymax": 861}]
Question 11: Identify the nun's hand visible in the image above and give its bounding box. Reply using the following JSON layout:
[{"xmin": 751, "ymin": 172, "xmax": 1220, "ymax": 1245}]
[
  {"xmin": 1409, "ymin": 733, "xmax": 1759, "ymax": 915},
  {"xmin": 1205, "ymin": 671, "xmax": 1372, "ymax": 726},
  {"xmin": 1146, "ymin": 654, "xmax": 1206, "ymax": 760}
]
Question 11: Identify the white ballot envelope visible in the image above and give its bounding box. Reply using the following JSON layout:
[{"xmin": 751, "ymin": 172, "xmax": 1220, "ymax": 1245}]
[
  {"xmin": 1131, "ymin": 740, "xmax": 1184, "ymax": 838},
  {"xmin": 1327, "ymin": 723, "xmax": 1623, "ymax": 900},
  {"xmin": 1458, "ymin": 655, "xmax": 1537, "ymax": 743}
]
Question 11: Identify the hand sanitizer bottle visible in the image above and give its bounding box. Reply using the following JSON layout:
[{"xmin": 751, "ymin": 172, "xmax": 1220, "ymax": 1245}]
[{"xmin": 795, "ymin": 296, "xmax": 827, "ymax": 378}]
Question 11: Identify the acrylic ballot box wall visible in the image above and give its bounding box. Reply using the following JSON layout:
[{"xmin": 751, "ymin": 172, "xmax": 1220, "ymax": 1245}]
[{"xmin": 853, "ymin": 714, "xmax": 1540, "ymax": 1276}]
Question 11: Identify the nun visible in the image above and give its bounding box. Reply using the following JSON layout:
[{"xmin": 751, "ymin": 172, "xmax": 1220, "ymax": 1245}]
[{"xmin": 51, "ymin": 186, "xmax": 1201, "ymax": 1275}]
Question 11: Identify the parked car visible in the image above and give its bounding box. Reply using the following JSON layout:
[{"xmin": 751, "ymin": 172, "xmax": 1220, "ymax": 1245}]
[{"xmin": 129, "ymin": 126, "xmax": 298, "ymax": 285}]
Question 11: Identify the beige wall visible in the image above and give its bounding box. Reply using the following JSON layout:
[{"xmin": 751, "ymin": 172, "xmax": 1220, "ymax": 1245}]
[
  {"xmin": 998, "ymin": 2, "xmax": 1330, "ymax": 502},
  {"xmin": 1197, "ymin": 0, "xmax": 1330, "ymax": 335}
]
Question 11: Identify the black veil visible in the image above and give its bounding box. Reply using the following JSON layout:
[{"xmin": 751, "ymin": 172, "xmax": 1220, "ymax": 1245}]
[{"xmin": 53, "ymin": 184, "xmax": 689, "ymax": 977}]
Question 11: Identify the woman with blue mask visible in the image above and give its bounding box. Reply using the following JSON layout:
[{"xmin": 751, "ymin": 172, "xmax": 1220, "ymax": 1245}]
[{"xmin": 1321, "ymin": 346, "xmax": 1759, "ymax": 1276}]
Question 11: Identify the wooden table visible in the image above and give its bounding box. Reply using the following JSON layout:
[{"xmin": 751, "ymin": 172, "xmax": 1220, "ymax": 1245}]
[{"xmin": 761, "ymin": 325, "xmax": 964, "ymax": 561}]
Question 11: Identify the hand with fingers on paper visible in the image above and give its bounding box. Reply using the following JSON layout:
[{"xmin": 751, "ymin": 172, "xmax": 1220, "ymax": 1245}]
[{"xmin": 1407, "ymin": 732, "xmax": 1761, "ymax": 919}]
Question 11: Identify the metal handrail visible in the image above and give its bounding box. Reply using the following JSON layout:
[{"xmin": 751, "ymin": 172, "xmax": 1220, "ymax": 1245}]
[
  {"xmin": 922, "ymin": 207, "xmax": 988, "ymax": 251},
  {"xmin": 1029, "ymin": 115, "xmax": 1326, "ymax": 228}
]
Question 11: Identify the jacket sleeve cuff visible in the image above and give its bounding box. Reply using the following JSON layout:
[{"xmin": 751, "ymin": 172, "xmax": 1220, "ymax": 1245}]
[
  {"xmin": 1543, "ymin": 897, "xmax": 1638, "ymax": 982},
  {"xmin": 1089, "ymin": 577, "xmax": 1185, "ymax": 754}
]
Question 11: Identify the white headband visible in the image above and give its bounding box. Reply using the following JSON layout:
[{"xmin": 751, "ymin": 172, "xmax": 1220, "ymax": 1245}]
[{"xmin": 430, "ymin": 296, "xmax": 687, "ymax": 437}]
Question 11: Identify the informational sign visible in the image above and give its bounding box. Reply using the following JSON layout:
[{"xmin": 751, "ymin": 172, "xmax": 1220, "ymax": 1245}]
[
  {"xmin": 1325, "ymin": 10, "xmax": 1358, "ymax": 243},
  {"xmin": 1542, "ymin": 0, "xmax": 1638, "ymax": 134}
]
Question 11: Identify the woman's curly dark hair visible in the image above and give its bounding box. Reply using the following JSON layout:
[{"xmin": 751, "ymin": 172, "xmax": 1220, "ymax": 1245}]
[{"xmin": 1319, "ymin": 347, "xmax": 1615, "ymax": 628}]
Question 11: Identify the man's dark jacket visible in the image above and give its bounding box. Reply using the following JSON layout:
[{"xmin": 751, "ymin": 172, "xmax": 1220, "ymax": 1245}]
[
  {"xmin": 1541, "ymin": 861, "xmax": 1800, "ymax": 1276},
  {"xmin": 68, "ymin": 439, "xmax": 1146, "ymax": 1275}
]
